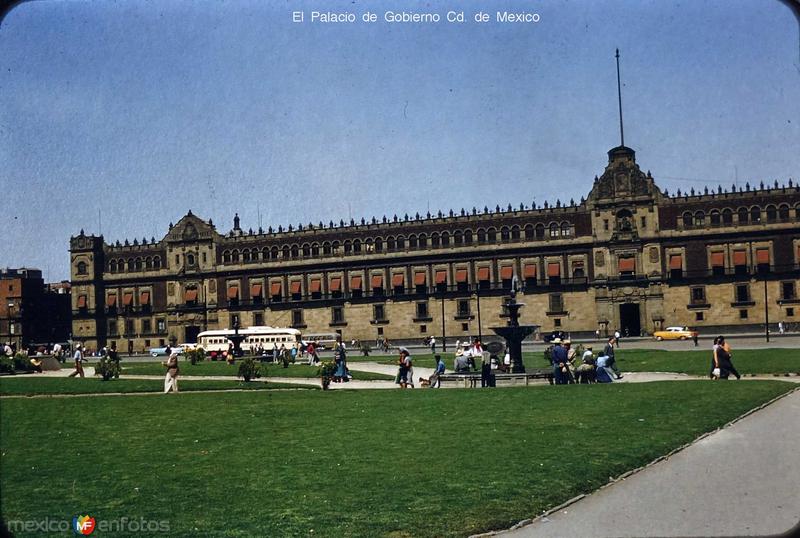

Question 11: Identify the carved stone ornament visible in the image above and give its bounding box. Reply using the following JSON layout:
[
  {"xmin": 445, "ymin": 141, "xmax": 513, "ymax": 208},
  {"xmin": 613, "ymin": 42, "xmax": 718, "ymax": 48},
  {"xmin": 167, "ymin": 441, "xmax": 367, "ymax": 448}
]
[
  {"xmin": 596, "ymin": 251, "xmax": 605, "ymax": 267},
  {"xmin": 649, "ymin": 246, "xmax": 659, "ymax": 263},
  {"xmin": 168, "ymin": 282, "xmax": 175, "ymax": 296}
]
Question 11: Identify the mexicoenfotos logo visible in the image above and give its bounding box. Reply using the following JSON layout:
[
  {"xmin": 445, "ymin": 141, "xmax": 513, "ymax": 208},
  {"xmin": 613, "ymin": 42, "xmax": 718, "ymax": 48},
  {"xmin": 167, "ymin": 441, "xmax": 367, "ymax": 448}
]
[{"xmin": 73, "ymin": 515, "xmax": 96, "ymax": 535}]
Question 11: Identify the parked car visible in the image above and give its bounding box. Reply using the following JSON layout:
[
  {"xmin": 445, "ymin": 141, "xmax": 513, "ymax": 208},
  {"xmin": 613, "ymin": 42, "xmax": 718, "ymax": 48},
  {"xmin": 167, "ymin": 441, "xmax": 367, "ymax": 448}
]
[
  {"xmin": 542, "ymin": 331, "xmax": 569, "ymax": 343},
  {"xmin": 148, "ymin": 345, "xmax": 186, "ymax": 357},
  {"xmin": 653, "ymin": 326, "xmax": 698, "ymax": 341}
]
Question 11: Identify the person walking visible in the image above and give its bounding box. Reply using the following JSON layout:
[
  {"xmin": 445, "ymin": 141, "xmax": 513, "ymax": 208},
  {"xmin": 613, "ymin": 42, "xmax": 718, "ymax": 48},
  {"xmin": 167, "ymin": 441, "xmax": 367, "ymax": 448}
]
[
  {"xmin": 429, "ymin": 335, "xmax": 436, "ymax": 354},
  {"xmin": 551, "ymin": 338, "xmax": 569, "ymax": 385},
  {"xmin": 396, "ymin": 347, "xmax": 412, "ymax": 388},
  {"xmin": 163, "ymin": 351, "xmax": 180, "ymax": 393},
  {"xmin": 603, "ymin": 336, "xmax": 623, "ymax": 379},
  {"xmin": 614, "ymin": 329, "xmax": 621, "ymax": 348},
  {"xmin": 713, "ymin": 336, "xmax": 741, "ymax": 380},
  {"xmin": 68, "ymin": 344, "xmax": 85, "ymax": 378},
  {"xmin": 333, "ymin": 337, "xmax": 347, "ymax": 382}
]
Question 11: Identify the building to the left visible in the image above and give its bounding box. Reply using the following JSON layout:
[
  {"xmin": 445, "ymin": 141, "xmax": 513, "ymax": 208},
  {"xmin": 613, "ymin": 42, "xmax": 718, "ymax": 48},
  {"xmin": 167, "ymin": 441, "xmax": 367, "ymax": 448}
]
[{"xmin": 0, "ymin": 268, "xmax": 72, "ymax": 352}]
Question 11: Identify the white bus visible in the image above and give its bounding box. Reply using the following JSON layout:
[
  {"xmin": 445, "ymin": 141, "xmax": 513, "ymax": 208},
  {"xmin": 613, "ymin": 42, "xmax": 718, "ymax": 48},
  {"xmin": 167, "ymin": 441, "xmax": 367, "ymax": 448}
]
[
  {"xmin": 197, "ymin": 326, "xmax": 302, "ymax": 359},
  {"xmin": 301, "ymin": 332, "xmax": 339, "ymax": 350}
]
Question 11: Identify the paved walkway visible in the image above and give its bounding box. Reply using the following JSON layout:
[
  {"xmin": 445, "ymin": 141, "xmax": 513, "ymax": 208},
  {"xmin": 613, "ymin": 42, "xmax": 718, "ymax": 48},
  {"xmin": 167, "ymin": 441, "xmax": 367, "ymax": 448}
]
[{"xmin": 497, "ymin": 388, "xmax": 800, "ymax": 538}]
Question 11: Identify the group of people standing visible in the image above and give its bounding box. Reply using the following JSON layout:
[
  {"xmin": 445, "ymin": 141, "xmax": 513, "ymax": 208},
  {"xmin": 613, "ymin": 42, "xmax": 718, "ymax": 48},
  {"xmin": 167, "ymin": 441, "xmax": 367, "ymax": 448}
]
[{"xmin": 550, "ymin": 336, "xmax": 623, "ymax": 384}]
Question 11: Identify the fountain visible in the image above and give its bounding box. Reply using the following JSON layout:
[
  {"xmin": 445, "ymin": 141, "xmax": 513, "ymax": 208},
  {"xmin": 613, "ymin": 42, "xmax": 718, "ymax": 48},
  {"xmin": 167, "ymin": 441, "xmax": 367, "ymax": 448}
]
[
  {"xmin": 227, "ymin": 316, "xmax": 247, "ymax": 357},
  {"xmin": 490, "ymin": 275, "xmax": 539, "ymax": 373}
]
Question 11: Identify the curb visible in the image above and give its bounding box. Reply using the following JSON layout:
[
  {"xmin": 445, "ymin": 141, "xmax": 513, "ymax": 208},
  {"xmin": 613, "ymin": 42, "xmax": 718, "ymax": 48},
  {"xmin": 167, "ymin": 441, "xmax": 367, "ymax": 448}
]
[{"xmin": 470, "ymin": 385, "xmax": 800, "ymax": 537}]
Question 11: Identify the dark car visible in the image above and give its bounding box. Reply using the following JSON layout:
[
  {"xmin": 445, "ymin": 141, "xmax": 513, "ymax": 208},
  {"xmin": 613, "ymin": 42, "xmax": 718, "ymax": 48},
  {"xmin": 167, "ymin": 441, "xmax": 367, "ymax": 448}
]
[{"xmin": 542, "ymin": 331, "xmax": 568, "ymax": 343}]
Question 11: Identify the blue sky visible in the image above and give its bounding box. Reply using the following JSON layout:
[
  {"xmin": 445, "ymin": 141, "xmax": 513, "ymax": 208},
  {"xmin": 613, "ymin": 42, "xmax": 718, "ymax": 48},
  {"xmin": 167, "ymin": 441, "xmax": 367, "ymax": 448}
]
[{"xmin": 1, "ymin": 0, "xmax": 798, "ymax": 281}]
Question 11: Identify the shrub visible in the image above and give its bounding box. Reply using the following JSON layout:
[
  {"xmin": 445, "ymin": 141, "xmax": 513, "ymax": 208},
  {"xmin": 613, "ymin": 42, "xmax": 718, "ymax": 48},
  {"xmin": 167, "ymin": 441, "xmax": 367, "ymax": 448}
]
[
  {"xmin": 13, "ymin": 353, "xmax": 33, "ymax": 373},
  {"xmin": 95, "ymin": 354, "xmax": 121, "ymax": 381},
  {"xmin": 237, "ymin": 356, "xmax": 261, "ymax": 382},
  {"xmin": 185, "ymin": 347, "xmax": 206, "ymax": 365},
  {"xmin": 0, "ymin": 356, "xmax": 14, "ymax": 374},
  {"xmin": 359, "ymin": 342, "xmax": 371, "ymax": 356}
]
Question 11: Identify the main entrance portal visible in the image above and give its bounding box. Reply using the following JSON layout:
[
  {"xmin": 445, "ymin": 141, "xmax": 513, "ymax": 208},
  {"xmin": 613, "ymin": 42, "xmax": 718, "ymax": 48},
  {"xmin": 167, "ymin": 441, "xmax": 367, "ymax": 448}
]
[
  {"xmin": 185, "ymin": 326, "xmax": 201, "ymax": 344},
  {"xmin": 619, "ymin": 303, "xmax": 641, "ymax": 337}
]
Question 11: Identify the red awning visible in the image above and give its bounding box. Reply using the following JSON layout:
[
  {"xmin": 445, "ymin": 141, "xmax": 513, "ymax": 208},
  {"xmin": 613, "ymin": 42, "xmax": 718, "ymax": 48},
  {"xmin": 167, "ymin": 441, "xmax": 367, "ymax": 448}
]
[
  {"xmin": 227, "ymin": 285, "xmax": 239, "ymax": 299},
  {"xmin": 618, "ymin": 258, "xmax": 635, "ymax": 272},
  {"xmin": 500, "ymin": 266, "xmax": 513, "ymax": 279},
  {"xmin": 756, "ymin": 248, "xmax": 770, "ymax": 264},
  {"xmin": 669, "ymin": 254, "xmax": 683, "ymax": 270},
  {"xmin": 455, "ymin": 269, "xmax": 468, "ymax": 283},
  {"xmin": 330, "ymin": 277, "xmax": 341, "ymax": 291},
  {"xmin": 106, "ymin": 293, "xmax": 117, "ymax": 307},
  {"xmin": 184, "ymin": 288, "xmax": 198, "ymax": 301},
  {"xmin": 370, "ymin": 275, "xmax": 383, "ymax": 288},
  {"xmin": 392, "ymin": 274, "xmax": 404, "ymax": 287},
  {"xmin": 77, "ymin": 295, "xmax": 87, "ymax": 308},
  {"xmin": 270, "ymin": 282, "xmax": 282, "ymax": 296},
  {"xmin": 547, "ymin": 262, "xmax": 561, "ymax": 277},
  {"xmin": 250, "ymin": 283, "xmax": 262, "ymax": 298},
  {"xmin": 523, "ymin": 264, "xmax": 537, "ymax": 278},
  {"xmin": 477, "ymin": 267, "xmax": 490, "ymax": 281},
  {"xmin": 414, "ymin": 271, "xmax": 426, "ymax": 285},
  {"xmin": 732, "ymin": 250, "xmax": 747, "ymax": 266},
  {"xmin": 290, "ymin": 281, "xmax": 302, "ymax": 294},
  {"xmin": 710, "ymin": 252, "xmax": 725, "ymax": 267},
  {"xmin": 310, "ymin": 279, "xmax": 321, "ymax": 293},
  {"xmin": 435, "ymin": 270, "xmax": 447, "ymax": 284},
  {"xmin": 122, "ymin": 292, "xmax": 133, "ymax": 306},
  {"xmin": 140, "ymin": 291, "xmax": 150, "ymax": 305},
  {"xmin": 350, "ymin": 276, "xmax": 362, "ymax": 290}
]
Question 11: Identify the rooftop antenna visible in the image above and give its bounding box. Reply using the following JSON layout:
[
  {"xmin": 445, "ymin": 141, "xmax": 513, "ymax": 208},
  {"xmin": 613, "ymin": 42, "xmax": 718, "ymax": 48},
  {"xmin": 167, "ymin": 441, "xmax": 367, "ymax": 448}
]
[
  {"xmin": 615, "ymin": 48, "xmax": 625, "ymax": 147},
  {"xmin": 98, "ymin": 209, "xmax": 102, "ymax": 235}
]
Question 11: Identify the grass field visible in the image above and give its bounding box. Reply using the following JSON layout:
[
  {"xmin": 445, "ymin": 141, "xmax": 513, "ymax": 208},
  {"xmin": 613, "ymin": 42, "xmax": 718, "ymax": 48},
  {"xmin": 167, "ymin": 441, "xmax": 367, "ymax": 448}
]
[
  {"xmin": 0, "ymin": 377, "xmax": 314, "ymax": 396},
  {"xmin": 1, "ymin": 380, "xmax": 794, "ymax": 537},
  {"xmin": 60, "ymin": 360, "xmax": 394, "ymax": 380},
  {"xmin": 372, "ymin": 348, "xmax": 800, "ymax": 375}
]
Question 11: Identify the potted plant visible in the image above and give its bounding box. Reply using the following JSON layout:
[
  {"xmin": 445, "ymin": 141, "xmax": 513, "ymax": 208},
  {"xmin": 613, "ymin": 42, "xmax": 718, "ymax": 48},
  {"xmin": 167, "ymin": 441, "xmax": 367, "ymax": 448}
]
[{"xmin": 317, "ymin": 360, "xmax": 336, "ymax": 390}]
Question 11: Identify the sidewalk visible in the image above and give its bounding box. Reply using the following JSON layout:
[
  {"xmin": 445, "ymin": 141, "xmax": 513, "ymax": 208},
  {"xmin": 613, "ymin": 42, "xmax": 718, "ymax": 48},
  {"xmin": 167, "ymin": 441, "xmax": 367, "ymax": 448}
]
[{"xmin": 498, "ymin": 388, "xmax": 800, "ymax": 538}]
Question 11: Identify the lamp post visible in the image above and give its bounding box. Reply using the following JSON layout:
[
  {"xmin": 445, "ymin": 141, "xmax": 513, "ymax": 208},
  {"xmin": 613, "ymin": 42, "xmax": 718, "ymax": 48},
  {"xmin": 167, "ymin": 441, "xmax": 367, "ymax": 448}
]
[
  {"xmin": 764, "ymin": 277, "xmax": 770, "ymax": 343},
  {"xmin": 440, "ymin": 291, "xmax": 447, "ymax": 353},
  {"xmin": 475, "ymin": 286, "xmax": 483, "ymax": 342}
]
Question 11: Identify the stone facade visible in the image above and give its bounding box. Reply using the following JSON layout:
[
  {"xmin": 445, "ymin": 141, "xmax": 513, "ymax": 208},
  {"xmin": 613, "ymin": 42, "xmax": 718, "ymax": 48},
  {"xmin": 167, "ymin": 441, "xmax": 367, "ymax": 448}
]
[{"xmin": 70, "ymin": 145, "xmax": 800, "ymax": 351}]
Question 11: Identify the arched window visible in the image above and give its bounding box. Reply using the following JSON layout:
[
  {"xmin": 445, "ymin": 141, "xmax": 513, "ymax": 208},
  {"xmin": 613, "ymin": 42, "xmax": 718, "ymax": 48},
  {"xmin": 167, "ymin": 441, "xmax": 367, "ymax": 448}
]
[
  {"xmin": 271, "ymin": 246, "xmax": 280, "ymax": 259},
  {"xmin": 222, "ymin": 250, "xmax": 231, "ymax": 263},
  {"xmin": 795, "ymin": 203, "xmax": 800, "ymax": 220},
  {"xmin": 722, "ymin": 208, "xmax": 733, "ymax": 225},
  {"xmin": 440, "ymin": 232, "xmax": 449, "ymax": 247},
  {"xmin": 535, "ymin": 224, "xmax": 545, "ymax": 239},
  {"xmin": 487, "ymin": 228, "xmax": 497, "ymax": 242},
  {"xmin": 560, "ymin": 222, "xmax": 571, "ymax": 236},
  {"xmin": 396, "ymin": 236, "xmax": 405, "ymax": 249},
  {"xmin": 343, "ymin": 240, "xmax": 352, "ymax": 254},
  {"xmin": 766, "ymin": 205, "xmax": 777, "ymax": 222},
  {"xmin": 693, "ymin": 211, "xmax": 705, "ymax": 227},
  {"xmin": 387, "ymin": 236, "xmax": 396, "ymax": 250},
  {"xmin": 750, "ymin": 206, "xmax": 761, "ymax": 223},
  {"xmin": 682, "ymin": 212, "xmax": 693, "ymax": 227},
  {"xmin": 549, "ymin": 223, "xmax": 559, "ymax": 237},
  {"xmin": 454, "ymin": 231, "xmax": 463, "ymax": 245},
  {"xmin": 311, "ymin": 243, "xmax": 320, "ymax": 256},
  {"xmin": 463, "ymin": 230, "xmax": 473, "ymax": 244},
  {"xmin": 409, "ymin": 235, "xmax": 418, "ymax": 249},
  {"xmin": 231, "ymin": 250, "xmax": 240, "ymax": 263},
  {"xmin": 353, "ymin": 239, "xmax": 362, "ymax": 253},
  {"xmin": 282, "ymin": 245, "xmax": 290, "ymax": 258},
  {"xmin": 128, "ymin": 259, "xmax": 135, "ymax": 272},
  {"xmin": 511, "ymin": 225, "xmax": 521, "ymax": 240},
  {"xmin": 153, "ymin": 256, "xmax": 161, "ymax": 269},
  {"xmin": 524, "ymin": 224, "xmax": 534, "ymax": 240},
  {"xmin": 302, "ymin": 243, "xmax": 311, "ymax": 257},
  {"xmin": 322, "ymin": 242, "xmax": 331, "ymax": 256},
  {"xmin": 109, "ymin": 260, "xmax": 117, "ymax": 273},
  {"xmin": 737, "ymin": 207, "xmax": 749, "ymax": 224},
  {"xmin": 500, "ymin": 227, "xmax": 510, "ymax": 241},
  {"xmin": 710, "ymin": 210, "xmax": 721, "ymax": 226},
  {"xmin": 242, "ymin": 249, "xmax": 251, "ymax": 262},
  {"xmin": 186, "ymin": 253, "xmax": 195, "ymax": 266},
  {"xmin": 136, "ymin": 257, "xmax": 143, "ymax": 271},
  {"xmin": 431, "ymin": 233, "xmax": 440, "ymax": 248},
  {"xmin": 418, "ymin": 234, "xmax": 428, "ymax": 248},
  {"xmin": 477, "ymin": 229, "xmax": 486, "ymax": 243},
  {"xmin": 290, "ymin": 245, "xmax": 299, "ymax": 258},
  {"xmin": 262, "ymin": 247, "xmax": 269, "ymax": 260},
  {"xmin": 375, "ymin": 238, "xmax": 383, "ymax": 252},
  {"xmin": 778, "ymin": 205, "xmax": 790, "ymax": 221}
]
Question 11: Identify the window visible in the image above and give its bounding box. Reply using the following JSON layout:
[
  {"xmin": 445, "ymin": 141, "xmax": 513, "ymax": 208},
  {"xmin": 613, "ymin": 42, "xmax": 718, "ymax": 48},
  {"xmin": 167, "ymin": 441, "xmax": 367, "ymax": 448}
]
[
  {"xmin": 373, "ymin": 304, "xmax": 386, "ymax": 321},
  {"xmin": 722, "ymin": 209, "xmax": 733, "ymax": 225},
  {"xmin": 377, "ymin": 327, "xmax": 384, "ymax": 335},
  {"xmin": 710, "ymin": 251, "xmax": 725, "ymax": 276},
  {"xmin": 76, "ymin": 261, "xmax": 87, "ymax": 275},
  {"xmin": 554, "ymin": 318, "xmax": 562, "ymax": 327},
  {"xmin": 457, "ymin": 299, "xmax": 470, "ymax": 317},
  {"xmin": 144, "ymin": 339, "xmax": 151, "ymax": 347},
  {"xmin": 461, "ymin": 322, "xmax": 469, "ymax": 331},
  {"xmin": 641, "ymin": 216, "xmax": 647, "ymax": 228},
  {"xmin": 750, "ymin": 207, "xmax": 761, "ymax": 223},
  {"xmin": 157, "ymin": 319, "xmax": 166, "ymax": 333},
  {"xmin": 549, "ymin": 293, "xmax": 564, "ymax": 313},
  {"xmin": 739, "ymin": 309, "xmax": 748, "ymax": 320},
  {"xmin": 691, "ymin": 286, "xmax": 706, "ymax": 304},
  {"xmin": 253, "ymin": 312, "xmax": 264, "ymax": 326},
  {"xmin": 787, "ymin": 308, "xmax": 795, "ymax": 317},
  {"xmin": 733, "ymin": 249, "xmax": 748, "ymax": 275},
  {"xmin": 549, "ymin": 223, "xmax": 559, "ymax": 237},
  {"xmin": 736, "ymin": 284, "xmax": 750, "ymax": 303},
  {"xmin": 682, "ymin": 212, "xmax": 692, "ymax": 227},
  {"xmin": 416, "ymin": 302, "xmax": 429, "ymax": 319},
  {"xmin": 603, "ymin": 219, "xmax": 609, "ymax": 231},
  {"xmin": 291, "ymin": 309, "xmax": 304, "ymax": 327},
  {"xmin": 709, "ymin": 211, "xmax": 720, "ymax": 226},
  {"xmin": 331, "ymin": 307, "xmax": 345, "ymax": 324},
  {"xmin": 142, "ymin": 319, "xmax": 152, "ymax": 334},
  {"xmin": 125, "ymin": 319, "xmax": 135, "ymax": 335},
  {"xmin": 420, "ymin": 324, "xmax": 427, "ymax": 333},
  {"xmin": 108, "ymin": 320, "xmax": 118, "ymax": 336},
  {"xmin": 187, "ymin": 253, "xmax": 195, "ymax": 266},
  {"xmin": 782, "ymin": 281, "xmax": 796, "ymax": 300},
  {"xmin": 695, "ymin": 312, "xmax": 704, "ymax": 321},
  {"xmin": 737, "ymin": 207, "xmax": 748, "ymax": 224}
]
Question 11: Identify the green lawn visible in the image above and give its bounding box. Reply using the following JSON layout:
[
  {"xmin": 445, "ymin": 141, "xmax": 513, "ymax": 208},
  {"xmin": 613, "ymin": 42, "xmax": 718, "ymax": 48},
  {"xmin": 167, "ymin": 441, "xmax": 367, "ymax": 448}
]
[
  {"xmin": 0, "ymin": 377, "xmax": 314, "ymax": 396},
  {"xmin": 62, "ymin": 360, "xmax": 393, "ymax": 381},
  {"xmin": 377, "ymin": 348, "xmax": 800, "ymax": 375},
  {"xmin": 1, "ymin": 380, "xmax": 793, "ymax": 537}
]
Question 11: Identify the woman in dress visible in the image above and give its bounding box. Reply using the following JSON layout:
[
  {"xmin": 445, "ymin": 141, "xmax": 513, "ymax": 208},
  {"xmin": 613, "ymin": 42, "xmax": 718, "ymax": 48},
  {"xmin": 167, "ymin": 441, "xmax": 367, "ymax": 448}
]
[
  {"xmin": 713, "ymin": 336, "xmax": 741, "ymax": 380},
  {"xmin": 164, "ymin": 351, "xmax": 180, "ymax": 393}
]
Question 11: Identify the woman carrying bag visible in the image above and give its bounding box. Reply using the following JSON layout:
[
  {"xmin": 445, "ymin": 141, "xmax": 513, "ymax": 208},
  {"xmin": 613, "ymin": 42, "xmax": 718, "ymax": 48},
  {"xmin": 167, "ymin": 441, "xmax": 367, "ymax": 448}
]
[{"xmin": 712, "ymin": 336, "xmax": 741, "ymax": 380}]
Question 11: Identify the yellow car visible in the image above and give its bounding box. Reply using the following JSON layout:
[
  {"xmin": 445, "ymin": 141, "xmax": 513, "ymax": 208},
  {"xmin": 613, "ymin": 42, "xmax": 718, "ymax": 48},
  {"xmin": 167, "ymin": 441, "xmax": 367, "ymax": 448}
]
[{"xmin": 653, "ymin": 326, "xmax": 698, "ymax": 341}]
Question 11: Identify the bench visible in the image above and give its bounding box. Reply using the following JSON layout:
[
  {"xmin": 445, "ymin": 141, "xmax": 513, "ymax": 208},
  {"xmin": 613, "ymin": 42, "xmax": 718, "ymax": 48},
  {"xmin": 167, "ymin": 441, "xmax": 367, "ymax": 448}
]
[{"xmin": 438, "ymin": 369, "xmax": 554, "ymax": 388}]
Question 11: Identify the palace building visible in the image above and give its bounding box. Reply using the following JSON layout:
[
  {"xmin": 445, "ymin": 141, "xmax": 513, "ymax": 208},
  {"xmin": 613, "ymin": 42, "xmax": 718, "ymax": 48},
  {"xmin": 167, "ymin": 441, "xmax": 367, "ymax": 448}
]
[{"xmin": 69, "ymin": 144, "xmax": 800, "ymax": 352}]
